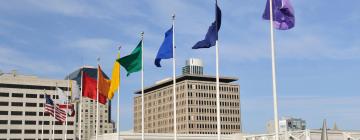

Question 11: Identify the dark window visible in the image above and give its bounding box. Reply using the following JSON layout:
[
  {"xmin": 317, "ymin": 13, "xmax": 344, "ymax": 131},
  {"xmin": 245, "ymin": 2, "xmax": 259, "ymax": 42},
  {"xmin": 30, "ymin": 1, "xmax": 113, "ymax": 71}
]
[
  {"xmin": 43, "ymin": 130, "xmax": 49, "ymax": 134},
  {"xmin": 43, "ymin": 121, "xmax": 50, "ymax": 125},
  {"xmin": 39, "ymin": 94, "xmax": 44, "ymax": 98},
  {"xmin": 0, "ymin": 111, "xmax": 8, "ymax": 115},
  {"xmin": 67, "ymin": 130, "xmax": 74, "ymax": 134},
  {"xmin": 0, "ymin": 120, "xmax": 7, "ymax": 124},
  {"xmin": 24, "ymin": 139, "xmax": 36, "ymax": 140},
  {"xmin": 10, "ymin": 139, "xmax": 21, "ymax": 140},
  {"xmin": 39, "ymin": 103, "xmax": 44, "ymax": 107},
  {"xmin": 0, "ymin": 102, "xmax": 8, "ymax": 106},
  {"xmin": 24, "ymin": 129, "xmax": 36, "ymax": 134},
  {"xmin": 54, "ymin": 130, "xmax": 62, "ymax": 134},
  {"xmin": 0, "ymin": 129, "xmax": 6, "ymax": 134},
  {"xmin": 44, "ymin": 112, "xmax": 50, "ymax": 116},
  {"xmin": 26, "ymin": 94, "xmax": 37, "ymax": 98},
  {"xmin": 25, "ymin": 103, "xmax": 37, "ymax": 107},
  {"xmin": 12, "ymin": 93, "xmax": 23, "ymax": 98},
  {"xmin": 11, "ymin": 111, "xmax": 22, "ymax": 115},
  {"xmin": 11, "ymin": 102, "xmax": 23, "ymax": 106},
  {"xmin": 55, "ymin": 121, "xmax": 62, "ymax": 125},
  {"xmin": 0, "ymin": 93, "xmax": 9, "ymax": 97},
  {"xmin": 39, "ymin": 112, "xmax": 44, "ymax": 116},
  {"xmin": 68, "ymin": 121, "xmax": 74, "ymax": 125},
  {"xmin": 25, "ymin": 120, "xmax": 36, "ymax": 125},
  {"xmin": 25, "ymin": 112, "xmax": 36, "ymax": 116},
  {"xmin": 10, "ymin": 120, "xmax": 22, "ymax": 125},
  {"xmin": 10, "ymin": 129, "xmax": 22, "ymax": 134}
]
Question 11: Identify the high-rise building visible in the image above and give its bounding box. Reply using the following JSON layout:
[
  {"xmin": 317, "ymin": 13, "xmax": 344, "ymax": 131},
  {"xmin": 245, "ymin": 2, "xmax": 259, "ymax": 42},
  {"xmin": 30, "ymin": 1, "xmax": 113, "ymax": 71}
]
[
  {"xmin": 0, "ymin": 71, "xmax": 76, "ymax": 140},
  {"xmin": 134, "ymin": 59, "xmax": 242, "ymax": 134},
  {"xmin": 66, "ymin": 66, "xmax": 114, "ymax": 140}
]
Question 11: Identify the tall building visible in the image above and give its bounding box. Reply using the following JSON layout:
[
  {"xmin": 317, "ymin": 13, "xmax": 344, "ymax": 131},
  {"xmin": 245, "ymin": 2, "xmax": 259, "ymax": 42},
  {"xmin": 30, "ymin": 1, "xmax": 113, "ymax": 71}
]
[
  {"xmin": 266, "ymin": 117, "xmax": 306, "ymax": 133},
  {"xmin": 0, "ymin": 71, "xmax": 76, "ymax": 140},
  {"xmin": 66, "ymin": 66, "xmax": 114, "ymax": 140},
  {"xmin": 134, "ymin": 59, "xmax": 242, "ymax": 134}
]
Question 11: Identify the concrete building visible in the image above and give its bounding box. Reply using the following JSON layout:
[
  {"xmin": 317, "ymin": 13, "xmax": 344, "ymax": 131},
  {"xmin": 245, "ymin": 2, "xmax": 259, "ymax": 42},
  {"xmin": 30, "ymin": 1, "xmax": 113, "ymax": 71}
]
[
  {"xmin": 66, "ymin": 66, "xmax": 114, "ymax": 140},
  {"xmin": 267, "ymin": 117, "xmax": 306, "ymax": 133},
  {"xmin": 134, "ymin": 59, "xmax": 242, "ymax": 134},
  {"xmin": 0, "ymin": 71, "xmax": 76, "ymax": 140}
]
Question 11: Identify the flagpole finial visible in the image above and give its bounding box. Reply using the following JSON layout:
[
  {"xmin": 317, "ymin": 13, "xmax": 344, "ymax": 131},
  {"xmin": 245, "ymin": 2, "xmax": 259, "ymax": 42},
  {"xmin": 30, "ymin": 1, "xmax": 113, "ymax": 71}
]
[
  {"xmin": 97, "ymin": 57, "xmax": 100, "ymax": 63},
  {"xmin": 172, "ymin": 14, "xmax": 175, "ymax": 20},
  {"xmin": 118, "ymin": 46, "xmax": 122, "ymax": 51}
]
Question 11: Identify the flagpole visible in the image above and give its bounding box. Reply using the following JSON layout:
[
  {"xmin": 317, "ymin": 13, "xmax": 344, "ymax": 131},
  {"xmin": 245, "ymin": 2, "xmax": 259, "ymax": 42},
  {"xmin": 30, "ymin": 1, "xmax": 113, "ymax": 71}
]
[
  {"xmin": 171, "ymin": 14, "xmax": 178, "ymax": 140},
  {"xmin": 65, "ymin": 78, "xmax": 70, "ymax": 140},
  {"xmin": 41, "ymin": 89, "xmax": 46, "ymax": 140},
  {"xmin": 79, "ymin": 70, "xmax": 83, "ymax": 140},
  {"xmin": 269, "ymin": 0, "xmax": 280, "ymax": 140},
  {"xmin": 141, "ymin": 31, "xmax": 145, "ymax": 140},
  {"xmin": 53, "ymin": 84, "xmax": 57, "ymax": 140},
  {"xmin": 214, "ymin": 0, "xmax": 221, "ymax": 139},
  {"xmin": 96, "ymin": 58, "xmax": 100, "ymax": 140},
  {"xmin": 117, "ymin": 46, "xmax": 121, "ymax": 140}
]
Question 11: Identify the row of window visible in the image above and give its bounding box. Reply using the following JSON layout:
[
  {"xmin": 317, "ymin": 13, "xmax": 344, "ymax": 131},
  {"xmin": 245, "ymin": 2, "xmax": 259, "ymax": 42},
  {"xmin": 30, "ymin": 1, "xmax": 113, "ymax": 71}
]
[
  {"xmin": 0, "ymin": 102, "xmax": 41, "ymax": 107},
  {"xmin": 0, "ymin": 92, "xmax": 59, "ymax": 99},
  {"xmin": 189, "ymin": 92, "xmax": 239, "ymax": 99},
  {"xmin": 0, "ymin": 129, "xmax": 74, "ymax": 134},
  {"xmin": 188, "ymin": 124, "xmax": 240, "ymax": 130},
  {"xmin": 0, "ymin": 111, "xmax": 76, "ymax": 119},
  {"xmin": 188, "ymin": 84, "xmax": 239, "ymax": 93},
  {"xmin": 190, "ymin": 116, "xmax": 240, "ymax": 122},
  {"xmin": 188, "ymin": 100, "xmax": 240, "ymax": 107},
  {"xmin": 0, "ymin": 120, "xmax": 74, "ymax": 125}
]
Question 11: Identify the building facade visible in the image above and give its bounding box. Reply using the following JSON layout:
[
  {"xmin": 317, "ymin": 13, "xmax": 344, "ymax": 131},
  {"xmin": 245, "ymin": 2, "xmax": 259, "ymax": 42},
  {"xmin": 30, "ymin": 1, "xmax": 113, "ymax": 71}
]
[
  {"xmin": 134, "ymin": 59, "xmax": 242, "ymax": 134},
  {"xmin": 67, "ymin": 66, "xmax": 114, "ymax": 140},
  {"xmin": 0, "ymin": 72, "xmax": 76, "ymax": 140},
  {"xmin": 267, "ymin": 117, "xmax": 306, "ymax": 133}
]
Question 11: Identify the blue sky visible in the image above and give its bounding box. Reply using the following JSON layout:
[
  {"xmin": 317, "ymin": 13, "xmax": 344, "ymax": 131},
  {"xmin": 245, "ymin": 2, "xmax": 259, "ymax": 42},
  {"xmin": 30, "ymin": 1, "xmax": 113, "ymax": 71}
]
[{"xmin": 0, "ymin": 0, "xmax": 359, "ymax": 133}]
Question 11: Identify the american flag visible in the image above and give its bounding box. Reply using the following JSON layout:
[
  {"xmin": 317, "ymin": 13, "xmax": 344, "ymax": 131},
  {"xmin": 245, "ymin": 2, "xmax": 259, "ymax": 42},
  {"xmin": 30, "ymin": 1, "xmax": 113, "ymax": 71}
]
[{"xmin": 45, "ymin": 94, "xmax": 67, "ymax": 123}]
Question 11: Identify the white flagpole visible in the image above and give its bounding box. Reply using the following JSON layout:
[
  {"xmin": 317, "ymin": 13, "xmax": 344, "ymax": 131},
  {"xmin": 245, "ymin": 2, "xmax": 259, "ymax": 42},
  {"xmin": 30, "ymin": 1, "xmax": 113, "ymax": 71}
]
[
  {"xmin": 53, "ymin": 84, "xmax": 57, "ymax": 140},
  {"xmin": 96, "ymin": 58, "xmax": 100, "ymax": 140},
  {"xmin": 171, "ymin": 14, "xmax": 178, "ymax": 140},
  {"xmin": 141, "ymin": 31, "xmax": 145, "ymax": 140},
  {"xmin": 41, "ymin": 89, "xmax": 46, "ymax": 140},
  {"xmin": 215, "ymin": 40, "xmax": 221, "ymax": 140},
  {"xmin": 65, "ymin": 78, "xmax": 69, "ymax": 140},
  {"xmin": 117, "ymin": 46, "xmax": 121, "ymax": 140},
  {"xmin": 269, "ymin": 0, "xmax": 280, "ymax": 140},
  {"xmin": 79, "ymin": 71, "xmax": 83, "ymax": 140}
]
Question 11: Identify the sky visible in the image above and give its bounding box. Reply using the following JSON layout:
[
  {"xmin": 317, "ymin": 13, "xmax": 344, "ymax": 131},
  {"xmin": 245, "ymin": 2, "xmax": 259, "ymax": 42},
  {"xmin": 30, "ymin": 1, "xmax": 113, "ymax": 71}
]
[{"xmin": 0, "ymin": 0, "xmax": 359, "ymax": 133}]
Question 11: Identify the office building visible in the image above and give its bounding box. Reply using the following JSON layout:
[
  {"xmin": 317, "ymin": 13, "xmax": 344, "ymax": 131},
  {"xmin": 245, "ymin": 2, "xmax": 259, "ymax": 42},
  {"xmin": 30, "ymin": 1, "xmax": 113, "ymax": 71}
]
[
  {"xmin": 0, "ymin": 71, "xmax": 76, "ymax": 140},
  {"xmin": 66, "ymin": 66, "xmax": 114, "ymax": 140},
  {"xmin": 134, "ymin": 59, "xmax": 242, "ymax": 134}
]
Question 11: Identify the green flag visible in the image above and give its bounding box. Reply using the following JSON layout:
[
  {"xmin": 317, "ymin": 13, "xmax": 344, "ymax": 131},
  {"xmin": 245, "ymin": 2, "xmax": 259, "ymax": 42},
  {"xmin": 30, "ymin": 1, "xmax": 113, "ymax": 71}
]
[{"xmin": 118, "ymin": 40, "xmax": 142, "ymax": 76}]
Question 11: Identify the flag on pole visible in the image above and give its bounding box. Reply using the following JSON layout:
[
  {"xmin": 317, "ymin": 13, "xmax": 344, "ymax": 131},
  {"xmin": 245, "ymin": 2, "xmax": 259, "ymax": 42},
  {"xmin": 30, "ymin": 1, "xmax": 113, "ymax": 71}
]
[
  {"xmin": 108, "ymin": 55, "xmax": 120, "ymax": 99},
  {"xmin": 82, "ymin": 72, "xmax": 107, "ymax": 104},
  {"xmin": 98, "ymin": 65, "xmax": 110, "ymax": 99},
  {"xmin": 58, "ymin": 104, "xmax": 75, "ymax": 117},
  {"xmin": 263, "ymin": 0, "xmax": 295, "ymax": 30},
  {"xmin": 192, "ymin": 1, "xmax": 221, "ymax": 49},
  {"xmin": 118, "ymin": 40, "xmax": 142, "ymax": 76},
  {"xmin": 57, "ymin": 87, "xmax": 68, "ymax": 104},
  {"xmin": 155, "ymin": 26, "xmax": 173, "ymax": 67},
  {"xmin": 70, "ymin": 80, "xmax": 81, "ymax": 101},
  {"xmin": 45, "ymin": 95, "xmax": 67, "ymax": 123}
]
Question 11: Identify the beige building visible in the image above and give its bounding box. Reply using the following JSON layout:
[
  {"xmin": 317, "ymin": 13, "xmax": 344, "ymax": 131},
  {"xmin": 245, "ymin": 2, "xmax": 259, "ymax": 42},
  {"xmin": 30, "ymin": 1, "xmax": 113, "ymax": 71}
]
[
  {"xmin": 0, "ymin": 71, "xmax": 76, "ymax": 140},
  {"xmin": 67, "ymin": 66, "xmax": 114, "ymax": 140},
  {"xmin": 134, "ymin": 59, "xmax": 242, "ymax": 134}
]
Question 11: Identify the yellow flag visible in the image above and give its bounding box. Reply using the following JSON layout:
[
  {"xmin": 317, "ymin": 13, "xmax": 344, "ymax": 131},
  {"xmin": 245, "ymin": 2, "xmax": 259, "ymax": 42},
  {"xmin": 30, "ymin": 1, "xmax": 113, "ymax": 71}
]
[{"xmin": 108, "ymin": 53, "xmax": 120, "ymax": 99}]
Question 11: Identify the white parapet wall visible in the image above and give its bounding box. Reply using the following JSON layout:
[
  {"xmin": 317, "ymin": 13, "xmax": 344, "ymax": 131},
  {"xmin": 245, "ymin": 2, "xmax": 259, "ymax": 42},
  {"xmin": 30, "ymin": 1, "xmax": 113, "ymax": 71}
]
[{"xmin": 92, "ymin": 130, "xmax": 360, "ymax": 140}]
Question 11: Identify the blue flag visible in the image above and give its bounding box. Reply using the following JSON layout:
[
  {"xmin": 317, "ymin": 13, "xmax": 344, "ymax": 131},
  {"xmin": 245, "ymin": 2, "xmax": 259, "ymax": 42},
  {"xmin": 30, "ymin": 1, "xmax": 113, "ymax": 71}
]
[
  {"xmin": 155, "ymin": 26, "xmax": 173, "ymax": 67},
  {"xmin": 192, "ymin": 2, "xmax": 222, "ymax": 49},
  {"xmin": 263, "ymin": 0, "xmax": 295, "ymax": 30}
]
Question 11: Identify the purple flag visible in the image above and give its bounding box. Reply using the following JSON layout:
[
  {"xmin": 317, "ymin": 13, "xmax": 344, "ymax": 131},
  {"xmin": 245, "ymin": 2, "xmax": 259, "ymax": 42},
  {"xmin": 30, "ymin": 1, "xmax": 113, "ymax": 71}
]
[{"xmin": 263, "ymin": 0, "xmax": 295, "ymax": 30}]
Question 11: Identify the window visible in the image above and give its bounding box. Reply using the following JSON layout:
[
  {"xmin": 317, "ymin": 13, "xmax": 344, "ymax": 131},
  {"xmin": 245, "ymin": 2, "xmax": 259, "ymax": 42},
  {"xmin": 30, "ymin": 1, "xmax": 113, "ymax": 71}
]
[
  {"xmin": 0, "ymin": 102, "xmax": 8, "ymax": 106},
  {"xmin": 39, "ymin": 94, "xmax": 44, "ymax": 98},
  {"xmin": 0, "ymin": 120, "xmax": 7, "ymax": 124},
  {"xmin": 0, "ymin": 111, "xmax": 8, "ymax": 115},
  {"xmin": 11, "ymin": 111, "xmax": 23, "ymax": 115},
  {"xmin": 54, "ymin": 130, "xmax": 62, "ymax": 134},
  {"xmin": 39, "ymin": 103, "xmax": 44, "ymax": 107},
  {"xmin": 24, "ymin": 129, "xmax": 36, "ymax": 134},
  {"xmin": 0, "ymin": 129, "xmax": 7, "ymax": 134},
  {"xmin": 25, "ymin": 112, "xmax": 36, "ymax": 116},
  {"xmin": 12, "ymin": 93, "xmax": 23, "ymax": 98},
  {"xmin": 26, "ymin": 94, "xmax": 37, "ymax": 98},
  {"xmin": 11, "ymin": 102, "xmax": 23, "ymax": 106},
  {"xmin": 0, "ymin": 93, "xmax": 10, "ymax": 97},
  {"xmin": 10, "ymin": 129, "xmax": 22, "ymax": 134},
  {"xmin": 67, "ymin": 130, "xmax": 74, "ymax": 134},
  {"xmin": 25, "ymin": 103, "xmax": 37, "ymax": 107},
  {"xmin": 10, "ymin": 120, "xmax": 22, "ymax": 125},
  {"xmin": 25, "ymin": 120, "xmax": 36, "ymax": 125}
]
